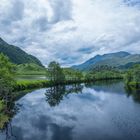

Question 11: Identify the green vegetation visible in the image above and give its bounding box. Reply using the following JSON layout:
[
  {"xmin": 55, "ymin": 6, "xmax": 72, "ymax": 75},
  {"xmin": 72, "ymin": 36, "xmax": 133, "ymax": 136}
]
[
  {"xmin": 14, "ymin": 63, "xmax": 124, "ymax": 91},
  {"xmin": 14, "ymin": 80, "xmax": 49, "ymax": 91},
  {"xmin": 47, "ymin": 61, "xmax": 65, "ymax": 84},
  {"xmin": 0, "ymin": 114, "xmax": 9, "ymax": 129},
  {"xmin": 0, "ymin": 52, "xmax": 137, "ymax": 92},
  {"xmin": 0, "ymin": 53, "xmax": 15, "ymax": 93},
  {"xmin": 16, "ymin": 63, "xmax": 46, "ymax": 75},
  {"xmin": 72, "ymin": 51, "xmax": 140, "ymax": 71},
  {"xmin": 0, "ymin": 100, "xmax": 5, "ymax": 112},
  {"xmin": 63, "ymin": 68, "xmax": 83, "ymax": 81},
  {"xmin": 85, "ymin": 65, "xmax": 123, "ymax": 81},
  {"xmin": 0, "ymin": 53, "xmax": 15, "ymax": 129},
  {"xmin": 13, "ymin": 62, "xmax": 84, "ymax": 91},
  {"xmin": 0, "ymin": 37, "xmax": 43, "ymax": 67},
  {"xmin": 125, "ymin": 65, "xmax": 140, "ymax": 89}
]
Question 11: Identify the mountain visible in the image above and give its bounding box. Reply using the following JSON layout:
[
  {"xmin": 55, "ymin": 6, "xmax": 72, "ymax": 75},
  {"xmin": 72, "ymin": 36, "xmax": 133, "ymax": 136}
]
[
  {"xmin": 0, "ymin": 37, "xmax": 43, "ymax": 67},
  {"xmin": 72, "ymin": 51, "xmax": 140, "ymax": 71}
]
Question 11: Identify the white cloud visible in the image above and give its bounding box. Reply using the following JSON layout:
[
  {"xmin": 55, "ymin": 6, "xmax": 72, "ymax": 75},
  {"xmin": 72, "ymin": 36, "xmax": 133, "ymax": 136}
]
[{"xmin": 0, "ymin": 0, "xmax": 140, "ymax": 66}]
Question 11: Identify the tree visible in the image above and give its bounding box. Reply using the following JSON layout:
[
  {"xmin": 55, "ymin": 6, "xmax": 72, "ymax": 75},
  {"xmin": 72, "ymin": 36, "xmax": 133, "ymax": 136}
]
[
  {"xmin": 133, "ymin": 65, "xmax": 140, "ymax": 83},
  {"xmin": 0, "ymin": 53, "xmax": 15, "ymax": 94},
  {"xmin": 63, "ymin": 68, "xmax": 83, "ymax": 81},
  {"xmin": 0, "ymin": 53, "xmax": 15, "ymax": 129},
  {"xmin": 47, "ymin": 61, "xmax": 65, "ymax": 84}
]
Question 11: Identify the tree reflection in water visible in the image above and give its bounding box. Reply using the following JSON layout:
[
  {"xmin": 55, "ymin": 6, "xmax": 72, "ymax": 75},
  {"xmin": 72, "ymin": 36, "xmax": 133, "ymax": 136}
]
[
  {"xmin": 1, "ymin": 82, "xmax": 140, "ymax": 140},
  {"xmin": 4, "ymin": 123, "xmax": 17, "ymax": 140},
  {"xmin": 125, "ymin": 86, "xmax": 140, "ymax": 103},
  {"xmin": 0, "ymin": 90, "xmax": 18, "ymax": 140},
  {"xmin": 45, "ymin": 84, "xmax": 83, "ymax": 107}
]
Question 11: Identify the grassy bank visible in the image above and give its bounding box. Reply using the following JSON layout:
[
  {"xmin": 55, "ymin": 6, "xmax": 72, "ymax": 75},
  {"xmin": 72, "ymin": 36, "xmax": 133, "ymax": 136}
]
[
  {"xmin": 13, "ymin": 77, "xmax": 123, "ymax": 91},
  {"xmin": 15, "ymin": 74, "xmax": 47, "ymax": 82},
  {"xmin": 125, "ymin": 65, "xmax": 140, "ymax": 90},
  {"xmin": 0, "ymin": 89, "xmax": 34, "ymax": 130},
  {"xmin": 127, "ymin": 82, "xmax": 140, "ymax": 90},
  {"xmin": 14, "ymin": 80, "xmax": 50, "ymax": 91},
  {"xmin": 0, "ymin": 114, "xmax": 9, "ymax": 129},
  {"xmin": 0, "ymin": 100, "xmax": 10, "ymax": 129}
]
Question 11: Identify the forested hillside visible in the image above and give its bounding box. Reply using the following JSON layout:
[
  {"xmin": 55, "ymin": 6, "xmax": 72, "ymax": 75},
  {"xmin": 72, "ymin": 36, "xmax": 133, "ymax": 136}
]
[
  {"xmin": 0, "ymin": 37, "xmax": 43, "ymax": 67},
  {"xmin": 72, "ymin": 52, "xmax": 140, "ymax": 71}
]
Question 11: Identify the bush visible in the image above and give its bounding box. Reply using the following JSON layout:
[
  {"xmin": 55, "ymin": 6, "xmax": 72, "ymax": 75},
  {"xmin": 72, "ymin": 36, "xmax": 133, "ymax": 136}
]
[{"xmin": 125, "ymin": 65, "xmax": 140, "ymax": 89}]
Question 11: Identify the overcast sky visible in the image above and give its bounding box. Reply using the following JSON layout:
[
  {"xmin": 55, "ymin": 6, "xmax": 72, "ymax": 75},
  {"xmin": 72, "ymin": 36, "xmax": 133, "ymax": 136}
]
[{"xmin": 0, "ymin": 0, "xmax": 140, "ymax": 66}]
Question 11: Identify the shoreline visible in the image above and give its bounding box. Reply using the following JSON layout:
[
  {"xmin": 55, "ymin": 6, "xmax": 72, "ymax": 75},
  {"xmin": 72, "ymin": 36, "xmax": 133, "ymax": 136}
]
[
  {"xmin": 13, "ymin": 77, "xmax": 123, "ymax": 91},
  {"xmin": 126, "ymin": 82, "xmax": 140, "ymax": 90}
]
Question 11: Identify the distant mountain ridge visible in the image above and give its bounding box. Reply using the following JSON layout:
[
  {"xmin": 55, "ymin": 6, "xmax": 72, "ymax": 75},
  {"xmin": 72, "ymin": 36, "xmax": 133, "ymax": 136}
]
[
  {"xmin": 72, "ymin": 51, "xmax": 140, "ymax": 71},
  {"xmin": 0, "ymin": 37, "xmax": 43, "ymax": 67}
]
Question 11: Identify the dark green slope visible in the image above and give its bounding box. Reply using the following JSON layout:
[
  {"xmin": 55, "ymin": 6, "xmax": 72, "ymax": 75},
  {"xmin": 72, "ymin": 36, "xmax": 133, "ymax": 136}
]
[
  {"xmin": 0, "ymin": 37, "xmax": 43, "ymax": 67},
  {"xmin": 72, "ymin": 51, "xmax": 140, "ymax": 71}
]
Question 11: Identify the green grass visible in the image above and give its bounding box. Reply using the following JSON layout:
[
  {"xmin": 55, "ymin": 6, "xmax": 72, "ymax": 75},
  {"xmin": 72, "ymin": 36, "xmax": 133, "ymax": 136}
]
[
  {"xmin": 14, "ymin": 80, "xmax": 50, "ymax": 91},
  {"xmin": 15, "ymin": 74, "xmax": 47, "ymax": 81},
  {"xmin": 124, "ymin": 64, "xmax": 140, "ymax": 90},
  {"xmin": 0, "ymin": 100, "xmax": 9, "ymax": 130},
  {"xmin": 15, "ymin": 63, "xmax": 46, "ymax": 75},
  {"xmin": 128, "ymin": 82, "xmax": 140, "ymax": 90},
  {"xmin": 13, "ymin": 77, "xmax": 124, "ymax": 91},
  {"xmin": 0, "ymin": 114, "xmax": 9, "ymax": 129},
  {"xmin": 16, "ymin": 71, "xmax": 46, "ymax": 75},
  {"xmin": 0, "ymin": 100, "xmax": 5, "ymax": 112}
]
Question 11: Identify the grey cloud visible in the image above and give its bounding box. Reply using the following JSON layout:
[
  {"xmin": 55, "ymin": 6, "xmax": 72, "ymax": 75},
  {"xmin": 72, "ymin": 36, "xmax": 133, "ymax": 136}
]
[
  {"xmin": 32, "ymin": 16, "xmax": 50, "ymax": 31},
  {"xmin": 49, "ymin": 0, "xmax": 72, "ymax": 23},
  {"xmin": 0, "ymin": 0, "xmax": 140, "ymax": 66},
  {"xmin": 9, "ymin": 0, "xmax": 24, "ymax": 21},
  {"xmin": 0, "ymin": 0, "xmax": 24, "ymax": 26},
  {"xmin": 77, "ymin": 46, "xmax": 95, "ymax": 54},
  {"xmin": 124, "ymin": 0, "xmax": 140, "ymax": 7},
  {"xmin": 60, "ymin": 26, "xmax": 77, "ymax": 33}
]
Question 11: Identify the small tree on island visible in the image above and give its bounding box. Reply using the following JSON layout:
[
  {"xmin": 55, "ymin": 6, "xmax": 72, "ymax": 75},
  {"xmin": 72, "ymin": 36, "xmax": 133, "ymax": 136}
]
[{"xmin": 47, "ymin": 61, "xmax": 65, "ymax": 84}]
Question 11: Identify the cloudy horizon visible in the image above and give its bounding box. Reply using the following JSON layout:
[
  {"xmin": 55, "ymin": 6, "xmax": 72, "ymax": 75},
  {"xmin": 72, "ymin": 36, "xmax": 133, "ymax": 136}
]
[{"xmin": 0, "ymin": 0, "xmax": 140, "ymax": 66}]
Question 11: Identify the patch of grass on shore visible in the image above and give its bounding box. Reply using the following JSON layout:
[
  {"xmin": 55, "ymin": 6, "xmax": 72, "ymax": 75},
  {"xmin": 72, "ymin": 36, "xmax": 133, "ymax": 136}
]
[
  {"xmin": 128, "ymin": 82, "xmax": 140, "ymax": 90},
  {"xmin": 0, "ymin": 114, "xmax": 9, "ymax": 129},
  {"xmin": 125, "ymin": 64, "xmax": 140, "ymax": 90},
  {"xmin": 14, "ymin": 80, "xmax": 50, "ymax": 91},
  {"xmin": 0, "ymin": 101, "xmax": 9, "ymax": 130},
  {"xmin": 16, "ymin": 63, "xmax": 46, "ymax": 75}
]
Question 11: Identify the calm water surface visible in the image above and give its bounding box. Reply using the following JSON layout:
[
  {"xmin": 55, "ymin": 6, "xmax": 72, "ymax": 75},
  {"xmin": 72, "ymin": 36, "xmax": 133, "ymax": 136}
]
[{"xmin": 0, "ymin": 81, "xmax": 140, "ymax": 140}]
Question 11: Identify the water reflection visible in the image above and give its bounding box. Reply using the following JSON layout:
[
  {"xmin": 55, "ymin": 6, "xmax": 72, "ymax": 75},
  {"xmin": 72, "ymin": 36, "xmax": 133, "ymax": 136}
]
[
  {"xmin": 1, "ymin": 81, "xmax": 140, "ymax": 140},
  {"xmin": 0, "ymin": 90, "xmax": 33, "ymax": 139},
  {"xmin": 125, "ymin": 86, "xmax": 140, "ymax": 103},
  {"xmin": 85, "ymin": 80, "xmax": 140, "ymax": 104},
  {"xmin": 0, "ymin": 91, "xmax": 15, "ymax": 128},
  {"xmin": 45, "ymin": 86, "xmax": 66, "ymax": 107},
  {"xmin": 85, "ymin": 80, "xmax": 126, "ymax": 94},
  {"xmin": 0, "ymin": 90, "xmax": 17, "ymax": 140},
  {"xmin": 45, "ymin": 84, "xmax": 83, "ymax": 107}
]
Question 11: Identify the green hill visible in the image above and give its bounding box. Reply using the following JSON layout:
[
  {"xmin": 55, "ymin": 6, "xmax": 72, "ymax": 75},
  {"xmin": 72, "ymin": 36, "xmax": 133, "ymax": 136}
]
[
  {"xmin": 16, "ymin": 63, "xmax": 46, "ymax": 75},
  {"xmin": 72, "ymin": 51, "xmax": 140, "ymax": 71},
  {"xmin": 0, "ymin": 37, "xmax": 43, "ymax": 67}
]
